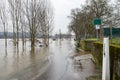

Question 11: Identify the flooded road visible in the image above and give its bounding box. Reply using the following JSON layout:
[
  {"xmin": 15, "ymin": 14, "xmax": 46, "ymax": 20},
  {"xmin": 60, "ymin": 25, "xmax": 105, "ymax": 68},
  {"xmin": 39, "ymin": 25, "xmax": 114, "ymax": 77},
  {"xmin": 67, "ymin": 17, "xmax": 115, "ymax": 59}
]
[
  {"xmin": 0, "ymin": 39, "xmax": 99, "ymax": 80},
  {"xmin": 35, "ymin": 40, "xmax": 99, "ymax": 80}
]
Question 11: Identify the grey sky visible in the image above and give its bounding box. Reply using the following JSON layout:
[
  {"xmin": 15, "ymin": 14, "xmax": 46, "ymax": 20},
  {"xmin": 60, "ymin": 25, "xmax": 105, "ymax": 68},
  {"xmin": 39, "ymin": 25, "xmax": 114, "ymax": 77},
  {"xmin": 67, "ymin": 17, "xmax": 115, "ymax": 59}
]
[
  {"xmin": 0, "ymin": 0, "xmax": 116, "ymax": 33},
  {"xmin": 51, "ymin": 0, "xmax": 85, "ymax": 34},
  {"xmin": 0, "ymin": 0, "xmax": 86, "ymax": 33}
]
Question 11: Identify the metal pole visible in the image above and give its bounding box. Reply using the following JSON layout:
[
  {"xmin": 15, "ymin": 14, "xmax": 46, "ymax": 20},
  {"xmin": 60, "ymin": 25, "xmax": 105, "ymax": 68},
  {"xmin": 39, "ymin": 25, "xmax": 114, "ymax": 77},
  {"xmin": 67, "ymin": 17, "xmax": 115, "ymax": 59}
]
[
  {"xmin": 97, "ymin": 29, "xmax": 98, "ymax": 39},
  {"xmin": 102, "ymin": 37, "xmax": 110, "ymax": 80},
  {"xmin": 96, "ymin": 25, "xmax": 100, "ymax": 39}
]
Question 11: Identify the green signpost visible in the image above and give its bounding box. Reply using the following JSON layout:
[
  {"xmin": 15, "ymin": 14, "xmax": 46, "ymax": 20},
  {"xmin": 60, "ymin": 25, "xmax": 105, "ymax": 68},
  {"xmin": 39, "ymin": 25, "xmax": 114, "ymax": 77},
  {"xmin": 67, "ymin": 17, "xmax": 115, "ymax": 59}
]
[
  {"xmin": 93, "ymin": 18, "xmax": 102, "ymax": 25},
  {"xmin": 93, "ymin": 18, "xmax": 102, "ymax": 39}
]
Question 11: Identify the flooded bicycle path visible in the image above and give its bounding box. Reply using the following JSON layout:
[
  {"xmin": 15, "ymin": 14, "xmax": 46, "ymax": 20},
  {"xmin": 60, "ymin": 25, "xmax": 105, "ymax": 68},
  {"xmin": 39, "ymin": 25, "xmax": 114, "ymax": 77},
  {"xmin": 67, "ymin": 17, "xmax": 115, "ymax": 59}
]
[{"xmin": 0, "ymin": 39, "xmax": 99, "ymax": 80}]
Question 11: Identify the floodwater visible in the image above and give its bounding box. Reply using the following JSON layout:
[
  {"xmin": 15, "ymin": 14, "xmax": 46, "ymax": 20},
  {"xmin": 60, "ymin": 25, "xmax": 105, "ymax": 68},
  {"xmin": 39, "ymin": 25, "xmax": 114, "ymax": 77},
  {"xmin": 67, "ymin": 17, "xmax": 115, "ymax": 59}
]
[{"xmin": 0, "ymin": 39, "xmax": 99, "ymax": 80}]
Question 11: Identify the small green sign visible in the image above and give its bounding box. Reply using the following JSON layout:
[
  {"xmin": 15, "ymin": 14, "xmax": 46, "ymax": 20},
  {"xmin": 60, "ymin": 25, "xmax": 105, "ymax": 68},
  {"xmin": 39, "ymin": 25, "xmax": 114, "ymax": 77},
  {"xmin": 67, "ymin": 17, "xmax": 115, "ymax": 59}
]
[{"xmin": 93, "ymin": 18, "xmax": 102, "ymax": 25}]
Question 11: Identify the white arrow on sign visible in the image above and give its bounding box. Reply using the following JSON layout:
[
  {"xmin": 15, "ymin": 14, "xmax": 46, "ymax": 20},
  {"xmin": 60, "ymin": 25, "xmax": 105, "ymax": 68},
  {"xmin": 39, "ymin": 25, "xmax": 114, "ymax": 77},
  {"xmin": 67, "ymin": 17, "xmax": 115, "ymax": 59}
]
[{"xmin": 95, "ymin": 25, "xmax": 100, "ymax": 29}]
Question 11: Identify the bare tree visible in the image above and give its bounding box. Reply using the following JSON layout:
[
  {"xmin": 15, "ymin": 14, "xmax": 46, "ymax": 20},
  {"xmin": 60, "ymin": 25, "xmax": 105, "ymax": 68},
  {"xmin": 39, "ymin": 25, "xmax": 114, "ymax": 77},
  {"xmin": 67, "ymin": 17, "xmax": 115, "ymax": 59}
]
[
  {"xmin": 69, "ymin": 0, "xmax": 113, "ymax": 41},
  {"xmin": 0, "ymin": 1, "xmax": 8, "ymax": 50},
  {"xmin": 68, "ymin": 8, "xmax": 79, "ymax": 40},
  {"xmin": 15, "ymin": 0, "xmax": 22, "ymax": 50},
  {"xmin": 7, "ymin": 0, "xmax": 53, "ymax": 50},
  {"xmin": 68, "ymin": 8, "xmax": 89, "ymax": 41},
  {"xmin": 8, "ymin": 0, "xmax": 16, "ymax": 46},
  {"xmin": 88, "ymin": 0, "xmax": 113, "ymax": 38},
  {"xmin": 39, "ymin": 0, "xmax": 54, "ymax": 47},
  {"xmin": 8, "ymin": 0, "xmax": 22, "ymax": 49},
  {"xmin": 24, "ymin": 0, "xmax": 54, "ymax": 49},
  {"xmin": 24, "ymin": 0, "xmax": 38, "ymax": 49},
  {"xmin": 20, "ymin": 8, "xmax": 26, "ymax": 50},
  {"xmin": 46, "ymin": 1, "xmax": 54, "ymax": 46}
]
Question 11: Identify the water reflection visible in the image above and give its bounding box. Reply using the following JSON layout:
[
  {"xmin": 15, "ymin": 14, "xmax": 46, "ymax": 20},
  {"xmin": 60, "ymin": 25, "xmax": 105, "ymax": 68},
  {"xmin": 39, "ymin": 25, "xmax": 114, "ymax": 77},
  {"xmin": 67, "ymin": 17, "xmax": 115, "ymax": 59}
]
[
  {"xmin": 0, "ymin": 39, "xmax": 99, "ymax": 80},
  {"xmin": 5, "ymin": 49, "xmax": 8, "ymax": 57},
  {"xmin": 3, "ymin": 55, "xmax": 8, "ymax": 72},
  {"xmin": 29, "ymin": 49, "xmax": 38, "ymax": 78},
  {"xmin": 59, "ymin": 39, "xmax": 62, "ymax": 47},
  {"xmin": 13, "ymin": 53, "xmax": 19, "ymax": 72},
  {"xmin": 73, "ymin": 60, "xmax": 83, "ymax": 72}
]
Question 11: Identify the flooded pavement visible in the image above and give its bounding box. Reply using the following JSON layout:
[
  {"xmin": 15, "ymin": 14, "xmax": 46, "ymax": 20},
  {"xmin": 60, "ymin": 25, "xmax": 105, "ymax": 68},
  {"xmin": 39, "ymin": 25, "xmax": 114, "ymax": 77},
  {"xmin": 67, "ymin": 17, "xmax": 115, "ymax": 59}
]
[
  {"xmin": 0, "ymin": 39, "xmax": 99, "ymax": 80},
  {"xmin": 0, "ymin": 39, "xmax": 51, "ymax": 80},
  {"xmin": 34, "ymin": 39, "xmax": 99, "ymax": 80}
]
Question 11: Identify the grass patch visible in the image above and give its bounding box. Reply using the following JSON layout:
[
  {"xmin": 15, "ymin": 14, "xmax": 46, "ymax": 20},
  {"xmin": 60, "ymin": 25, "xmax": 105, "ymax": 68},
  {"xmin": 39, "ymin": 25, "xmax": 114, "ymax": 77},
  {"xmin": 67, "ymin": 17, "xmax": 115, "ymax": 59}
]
[
  {"xmin": 110, "ymin": 38, "xmax": 120, "ymax": 45},
  {"xmin": 92, "ymin": 37, "xmax": 120, "ymax": 45},
  {"xmin": 85, "ymin": 38, "xmax": 98, "ymax": 41}
]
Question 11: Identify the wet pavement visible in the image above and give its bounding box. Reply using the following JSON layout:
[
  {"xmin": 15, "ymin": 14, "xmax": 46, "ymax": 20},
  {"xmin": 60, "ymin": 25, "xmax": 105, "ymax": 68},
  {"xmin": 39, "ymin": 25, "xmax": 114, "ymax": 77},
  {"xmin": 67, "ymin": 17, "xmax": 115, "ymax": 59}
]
[
  {"xmin": 35, "ymin": 40, "xmax": 100, "ymax": 80},
  {"xmin": 0, "ymin": 39, "xmax": 99, "ymax": 80}
]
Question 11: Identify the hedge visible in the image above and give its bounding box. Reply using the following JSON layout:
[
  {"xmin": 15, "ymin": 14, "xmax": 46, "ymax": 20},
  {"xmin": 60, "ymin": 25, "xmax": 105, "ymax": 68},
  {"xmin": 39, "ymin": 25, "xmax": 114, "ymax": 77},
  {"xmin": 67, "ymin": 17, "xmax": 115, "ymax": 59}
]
[
  {"xmin": 80, "ymin": 39, "xmax": 98, "ymax": 51},
  {"xmin": 93, "ymin": 42, "xmax": 120, "ymax": 80}
]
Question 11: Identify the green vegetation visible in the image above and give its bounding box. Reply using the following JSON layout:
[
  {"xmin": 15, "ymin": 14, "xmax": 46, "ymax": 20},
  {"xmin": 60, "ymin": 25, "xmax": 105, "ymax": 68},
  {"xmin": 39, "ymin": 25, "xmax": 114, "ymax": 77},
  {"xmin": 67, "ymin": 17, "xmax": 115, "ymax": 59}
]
[
  {"xmin": 93, "ymin": 41, "xmax": 120, "ymax": 80},
  {"xmin": 83, "ymin": 37, "xmax": 120, "ymax": 46},
  {"xmin": 85, "ymin": 38, "xmax": 98, "ymax": 41},
  {"xmin": 80, "ymin": 39, "xmax": 98, "ymax": 51},
  {"xmin": 110, "ymin": 38, "xmax": 120, "ymax": 45},
  {"xmin": 80, "ymin": 38, "xmax": 120, "ymax": 80}
]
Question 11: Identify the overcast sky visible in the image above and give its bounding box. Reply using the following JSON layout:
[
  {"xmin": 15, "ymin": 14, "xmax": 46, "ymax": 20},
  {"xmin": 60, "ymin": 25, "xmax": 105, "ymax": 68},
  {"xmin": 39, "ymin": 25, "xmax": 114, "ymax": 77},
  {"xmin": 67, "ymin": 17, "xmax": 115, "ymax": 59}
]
[
  {"xmin": 50, "ymin": 0, "xmax": 85, "ymax": 34},
  {"xmin": 0, "ymin": 0, "xmax": 116, "ymax": 33}
]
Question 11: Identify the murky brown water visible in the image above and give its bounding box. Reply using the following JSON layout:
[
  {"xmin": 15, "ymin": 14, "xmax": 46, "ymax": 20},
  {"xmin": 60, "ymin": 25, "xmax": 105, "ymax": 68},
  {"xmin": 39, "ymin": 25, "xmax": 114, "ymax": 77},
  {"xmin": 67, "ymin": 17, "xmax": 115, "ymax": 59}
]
[
  {"xmin": 0, "ymin": 39, "xmax": 51, "ymax": 80},
  {"xmin": 35, "ymin": 43, "xmax": 99, "ymax": 80},
  {"xmin": 0, "ymin": 39, "xmax": 99, "ymax": 80}
]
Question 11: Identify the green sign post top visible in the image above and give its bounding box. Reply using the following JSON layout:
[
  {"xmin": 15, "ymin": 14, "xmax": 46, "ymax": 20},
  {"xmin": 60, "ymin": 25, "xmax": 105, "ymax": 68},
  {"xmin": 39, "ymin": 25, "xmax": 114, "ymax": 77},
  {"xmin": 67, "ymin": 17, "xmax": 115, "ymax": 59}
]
[{"xmin": 93, "ymin": 18, "xmax": 102, "ymax": 25}]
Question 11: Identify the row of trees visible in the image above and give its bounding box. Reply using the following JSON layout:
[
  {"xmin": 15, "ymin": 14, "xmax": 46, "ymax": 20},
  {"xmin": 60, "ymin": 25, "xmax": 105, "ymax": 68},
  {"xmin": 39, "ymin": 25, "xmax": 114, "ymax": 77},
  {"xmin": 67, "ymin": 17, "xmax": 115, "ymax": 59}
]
[
  {"xmin": 0, "ymin": 0, "xmax": 54, "ymax": 50},
  {"xmin": 68, "ymin": 0, "xmax": 120, "ymax": 42}
]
